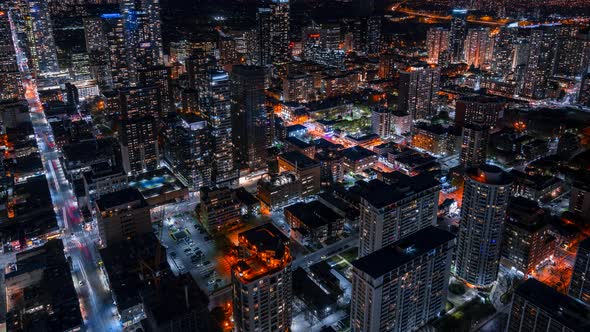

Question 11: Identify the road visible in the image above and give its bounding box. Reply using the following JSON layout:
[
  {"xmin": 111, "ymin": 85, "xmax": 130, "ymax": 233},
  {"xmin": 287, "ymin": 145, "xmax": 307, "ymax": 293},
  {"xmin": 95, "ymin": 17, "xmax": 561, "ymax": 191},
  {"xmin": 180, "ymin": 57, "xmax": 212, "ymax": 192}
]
[{"xmin": 10, "ymin": 15, "xmax": 121, "ymax": 331}]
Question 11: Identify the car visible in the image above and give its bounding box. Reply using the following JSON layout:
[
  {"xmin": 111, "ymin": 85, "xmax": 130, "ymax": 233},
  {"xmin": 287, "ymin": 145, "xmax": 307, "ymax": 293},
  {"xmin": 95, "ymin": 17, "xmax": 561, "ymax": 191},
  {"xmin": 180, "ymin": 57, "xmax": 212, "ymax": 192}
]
[
  {"xmin": 170, "ymin": 252, "xmax": 177, "ymax": 258},
  {"xmin": 203, "ymin": 260, "xmax": 211, "ymax": 265},
  {"xmin": 183, "ymin": 248, "xmax": 192, "ymax": 253},
  {"xmin": 207, "ymin": 279, "xmax": 215, "ymax": 285}
]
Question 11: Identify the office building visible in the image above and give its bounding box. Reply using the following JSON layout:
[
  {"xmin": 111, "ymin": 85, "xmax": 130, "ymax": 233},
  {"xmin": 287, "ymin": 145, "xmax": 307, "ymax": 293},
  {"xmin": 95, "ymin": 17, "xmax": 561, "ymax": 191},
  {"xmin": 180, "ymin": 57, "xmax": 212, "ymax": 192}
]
[
  {"xmin": 358, "ymin": 173, "xmax": 440, "ymax": 257},
  {"xmin": 231, "ymin": 65, "xmax": 269, "ymax": 171},
  {"xmin": 118, "ymin": 85, "xmax": 162, "ymax": 119},
  {"xmin": 507, "ymin": 278, "xmax": 590, "ymax": 332},
  {"xmin": 199, "ymin": 70, "xmax": 238, "ymax": 186},
  {"xmin": 232, "ymin": 224, "xmax": 292, "ymax": 332},
  {"xmin": 120, "ymin": 115, "xmax": 159, "ymax": 174},
  {"xmin": 449, "ymin": 9, "xmax": 468, "ymax": 63},
  {"xmin": 501, "ymin": 197, "xmax": 554, "ymax": 275},
  {"xmin": 455, "ymin": 165, "xmax": 512, "ymax": 287},
  {"xmin": 426, "ymin": 27, "xmax": 449, "ymax": 65},
  {"xmin": 397, "ymin": 65, "xmax": 440, "ymax": 120},
  {"xmin": 162, "ymin": 113, "xmax": 211, "ymax": 191},
  {"xmin": 350, "ymin": 226, "xmax": 455, "ymax": 332},
  {"xmin": 569, "ymin": 237, "xmax": 590, "ymax": 305},
  {"xmin": 460, "ymin": 124, "xmax": 489, "ymax": 168},
  {"xmin": 95, "ymin": 188, "xmax": 152, "ymax": 247}
]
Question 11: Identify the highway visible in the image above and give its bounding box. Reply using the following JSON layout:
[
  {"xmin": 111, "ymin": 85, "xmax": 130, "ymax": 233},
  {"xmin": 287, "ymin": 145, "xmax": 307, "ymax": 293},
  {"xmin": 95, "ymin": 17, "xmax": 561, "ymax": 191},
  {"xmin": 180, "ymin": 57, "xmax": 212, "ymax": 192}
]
[{"xmin": 10, "ymin": 15, "xmax": 122, "ymax": 332}]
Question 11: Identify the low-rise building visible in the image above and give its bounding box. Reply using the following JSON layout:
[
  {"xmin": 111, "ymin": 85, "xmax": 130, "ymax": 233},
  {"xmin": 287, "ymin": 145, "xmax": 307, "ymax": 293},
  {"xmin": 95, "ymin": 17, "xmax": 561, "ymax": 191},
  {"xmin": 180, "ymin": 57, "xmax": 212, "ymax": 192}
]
[
  {"xmin": 198, "ymin": 186, "xmax": 241, "ymax": 232},
  {"xmin": 257, "ymin": 172, "xmax": 301, "ymax": 212},
  {"xmin": 341, "ymin": 146, "xmax": 378, "ymax": 174},
  {"xmin": 278, "ymin": 151, "xmax": 321, "ymax": 197},
  {"xmin": 509, "ymin": 169, "xmax": 564, "ymax": 203},
  {"xmin": 284, "ymin": 200, "xmax": 344, "ymax": 245}
]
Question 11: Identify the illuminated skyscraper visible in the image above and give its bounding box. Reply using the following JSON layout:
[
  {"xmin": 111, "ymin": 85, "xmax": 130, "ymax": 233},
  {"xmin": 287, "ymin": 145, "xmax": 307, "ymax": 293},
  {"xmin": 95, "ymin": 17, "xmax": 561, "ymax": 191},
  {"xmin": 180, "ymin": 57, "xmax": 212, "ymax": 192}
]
[
  {"xmin": 230, "ymin": 65, "xmax": 269, "ymax": 171},
  {"xmin": 232, "ymin": 224, "xmax": 292, "ymax": 332},
  {"xmin": 255, "ymin": 7, "xmax": 272, "ymax": 66},
  {"xmin": 579, "ymin": 73, "xmax": 590, "ymax": 107},
  {"xmin": 120, "ymin": 115, "xmax": 159, "ymax": 174},
  {"xmin": 464, "ymin": 28, "xmax": 491, "ymax": 69},
  {"xmin": 449, "ymin": 9, "xmax": 468, "ymax": 63},
  {"xmin": 269, "ymin": 0, "xmax": 290, "ymax": 64},
  {"xmin": 491, "ymin": 27, "xmax": 516, "ymax": 79},
  {"xmin": 454, "ymin": 165, "xmax": 512, "ymax": 287},
  {"xmin": 138, "ymin": 65, "xmax": 173, "ymax": 113},
  {"xmin": 397, "ymin": 65, "xmax": 440, "ymax": 120},
  {"xmin": 426, "ymin": 27, "xmax": 449, "ymax": 65},
  {"xmin": 521, "ymin": 27, "xmax": 558, "ymax": 100},
  {"xmin": 162, "ymin": 113, "xmax": 211, "ymax": 191},
  {"xmin": 0, "ymin": 9, "xmax": 23, "ymax": 101},
  {"xmin": 101, "ymin": 13, "xmax": 129, "ymax": 88},
  {"xmin": 199, "ymin": 70, "xmax": 238, "ymax": 187},
  {"xmin": 24, "ymin": 0, "xmax": 59, "ymax": 74},
  {"xmin": 460, "ymin": 124, "xmax": 489, "ymax": 169}
]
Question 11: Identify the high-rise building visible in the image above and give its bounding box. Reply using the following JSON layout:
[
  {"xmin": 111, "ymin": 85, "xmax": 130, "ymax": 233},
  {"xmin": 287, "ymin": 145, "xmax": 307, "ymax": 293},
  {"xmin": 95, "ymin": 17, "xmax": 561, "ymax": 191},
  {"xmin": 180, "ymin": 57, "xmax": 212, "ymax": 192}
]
[
  {"xmin": 138, "ymin": 65, "xmax": 173, "ymax": 113},
  {"xmin": 120, "ymin": 115, "xmax": 159, "ymax": 174},
  {"xmin": 118, "ymin": 85, "xmax": 162, "ymax": 120},
  {"xmin": 507, "ymin": 278, "xmax": 590, "ymax": 332},
  {"xmin": 353, "ymin": 16, "xmax": 382, "ymax": 56},
  {"xmin": 569, "ymin": 175, "xmax": 590, "ymax": 223},
  {"xmin": 95, "ymin": 188, "xmax": 152, "ymax": 247},
  {"xmin": 460, "ymin": 124, "xmax": 489, "ymax": 169},
  {"xmin": 579, "ymin": 73, "xmax": 590, "ymax": 107},
  {"xmin": 449, "ymin": 9, "xmax": 468, "ymax": 63},
  {"xmin": 199, "ymin": 70, "xmax": 238, "ymax": 187},
  {"xmin": 255, "ymin": 7, "xmax": 272, "ymax": 66},
  {"xmin": 269, "ymin": 0, "xmax": 290, "ymax": 64},
  {"xmin": 358, "ymin": 173, "xmax": 440, "ymax": 257},
  {"xmin": 521, "ymin": 27, "xmax": 558, "ymax": 100},
  {"xmin": 24, "ymin": 0, "xmax": 59, "ymax": 74},
  {"xmin": 397, "ymin": 65, "xmax": 440, "ymax": 120},
  {"xmin": 501, "ymin": 197, "xmax": 554, "ymax": 276},
  {"xmin": 232, "ymin": 223, "xmax": 292, "ymax": 332},
  {"xmin": 455, "ymin": 95, "xmax": 505, "ymax": 128},
  {"xmin": 569, "ymin": 237, "xmax": 590, "ymax": 305},
  {"xmin": 371, "ymin": 107, "xmax": 391, "ymax": 138},
  {"xmin": 426, "ymin": 27, "xmax": 449, "ymax": 65},
  {"xmin": 454, "ymin": 165, "xmax": 512, "ymax": 287},
  {"xmin": 0, "ymin": 9, "xmax": 23, "ymax": 101},
  {"xmin": 350, "ymin": 226, "xmax": 455, "ymax": 332},
  {"xmin": 554, "ymin": 31, "xmax": 590, "ymax": 78},
  {"xmin": 162, "ymin": 112, "xmax": 211, "ymax": 191},
  {"xmin": 120, "ymin": 0, "xmax": 164, "ymax": 82},
  {"xmin": 101, "ymin": 13, "xmax": 129, "ymax": 88},
  {"xmin": 491, "ymin": 27, "xmax": 516, "ymax": 79},
  {"xmin": 231, "ymin": 65, "xmax": 269, "ymax": 171},
  {"xmin": 464, "ymin": 28, "xmax": 491, "ymax": 69}
]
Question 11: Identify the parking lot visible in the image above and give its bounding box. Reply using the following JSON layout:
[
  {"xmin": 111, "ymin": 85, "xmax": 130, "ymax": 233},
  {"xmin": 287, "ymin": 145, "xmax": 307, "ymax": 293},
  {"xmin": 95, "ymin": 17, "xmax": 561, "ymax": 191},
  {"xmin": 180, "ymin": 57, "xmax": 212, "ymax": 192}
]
[{"xmin": 157, "ymin": 213, "xmax": 229, "ymax": 294}]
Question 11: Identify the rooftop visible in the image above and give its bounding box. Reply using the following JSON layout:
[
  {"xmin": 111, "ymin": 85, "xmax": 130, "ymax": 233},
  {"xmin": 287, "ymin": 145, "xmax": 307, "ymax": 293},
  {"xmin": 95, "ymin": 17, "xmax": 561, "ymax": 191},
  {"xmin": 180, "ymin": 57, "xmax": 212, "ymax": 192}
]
[
  {"xmin": 95, "ymin": 187, "xmax": 147, "ymax": 212},
  {"xmin": 514, "ymin": 278, "xmax": 590, "ymax": 332},
  {"xmin": 466, "ymin": 164, "xmax": 513, "ymax": 186},
  {"xmin": 361, "ymin": 173, "xmax": 440, "ymax": 208},
  {"xmin": 341, "ymin": 146, "xmax": 377, "ymax": 161},
  {"xmin": 284, "ymin": 200, "xmax": 342, "ymax": 229},
  {"xmin": 352, "ymin": 226, "xmax": 455, "ymax": 279},
  {"xmin": 279, "ymin": 150, "xmax": 319, "ymax": 169}
]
